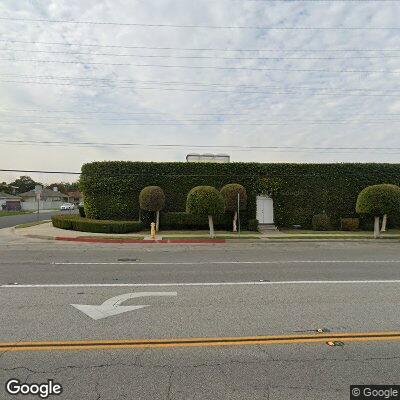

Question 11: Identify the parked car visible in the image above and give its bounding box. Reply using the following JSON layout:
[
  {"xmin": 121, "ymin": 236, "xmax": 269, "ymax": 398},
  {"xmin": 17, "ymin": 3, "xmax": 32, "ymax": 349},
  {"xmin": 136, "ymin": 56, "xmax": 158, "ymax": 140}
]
[{"xmin": 60, "ymin": 203, "xmax": 75, "ymax": 211}]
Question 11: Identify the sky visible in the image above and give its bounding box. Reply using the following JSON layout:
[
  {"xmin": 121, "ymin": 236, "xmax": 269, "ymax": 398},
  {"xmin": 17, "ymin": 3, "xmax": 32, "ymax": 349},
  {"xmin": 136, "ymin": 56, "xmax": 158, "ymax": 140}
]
[{"xmin": 1, "ymin": 0, "xmax": 400, "ymax": 183}]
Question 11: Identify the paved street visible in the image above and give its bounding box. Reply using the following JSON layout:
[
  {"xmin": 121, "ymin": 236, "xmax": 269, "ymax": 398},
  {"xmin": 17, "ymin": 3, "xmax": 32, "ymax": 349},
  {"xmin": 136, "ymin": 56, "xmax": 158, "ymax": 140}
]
[
  {"xmin": 0, "ymin": 210, "xmax": 77, "ymax": 229},
  {"xmin": 1, "ymin": 238, "xmax": 400, "ymax": 399}
]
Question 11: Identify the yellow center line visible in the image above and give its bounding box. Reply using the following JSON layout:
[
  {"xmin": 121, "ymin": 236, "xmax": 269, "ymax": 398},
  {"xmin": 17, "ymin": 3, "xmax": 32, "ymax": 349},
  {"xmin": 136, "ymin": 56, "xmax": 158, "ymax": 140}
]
[{"xmin": 1, "ymin": 331, "xmax": 400, "ymax": 352}]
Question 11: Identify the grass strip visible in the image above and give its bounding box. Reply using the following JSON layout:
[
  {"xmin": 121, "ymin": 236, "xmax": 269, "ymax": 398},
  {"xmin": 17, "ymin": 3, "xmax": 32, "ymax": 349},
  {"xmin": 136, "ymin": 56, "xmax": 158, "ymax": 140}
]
[{"xmin": 14, "ymin": 220, "xmax": 50, "ymax": 229}]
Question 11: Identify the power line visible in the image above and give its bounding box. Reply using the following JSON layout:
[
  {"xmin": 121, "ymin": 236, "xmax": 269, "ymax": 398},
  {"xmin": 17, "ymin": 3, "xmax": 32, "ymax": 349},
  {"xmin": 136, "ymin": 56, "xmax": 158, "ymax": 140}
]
[
  {"xmin": 4, "ymin": 73, "xmax": 400, "ymax": 92},
  {"xmin": 2, "ymin": 61, "xmax": 400, "ymax": 74},
  {"xmin": 2, "ymin": 139, "xmax": 400, "ymax": 150},
  {"xmin": 3, "ymin": 116, "xmax": 400, "ymax": 124},
  {"xmin": 0, "ymin": 16, "xmax": 398, "ymax": 30},
  {"xmin": 0, "ymin": 168, "xmax": 80, "ymax": 175},
  {"xmin": 3, "ymin": 79, "xmax": 400, "ymax": 97},
  {"xmin": 5, "ymin": 169, "xmax": 400, "ymax": 178},
  {"xmin": 3, "ymin": 47, "xmax": 400, "ymax": 60},
  {"xmin": 1, "ymin": 39, "xmax": 399, "ymax": 52},
  {"xmin": 4, "ymin": 108, "xmax": 400, "ymax": 118},
  {"xmin": 7, "ymin": 115, "xmax": 400, "ymax": 122}
]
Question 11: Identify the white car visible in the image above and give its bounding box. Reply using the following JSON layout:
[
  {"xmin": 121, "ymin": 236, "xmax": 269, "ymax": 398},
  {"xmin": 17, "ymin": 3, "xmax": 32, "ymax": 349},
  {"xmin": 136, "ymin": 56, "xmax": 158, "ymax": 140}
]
[{"xmin": 60, "ymin": 203, "xmax": 75, "ymax": 211}]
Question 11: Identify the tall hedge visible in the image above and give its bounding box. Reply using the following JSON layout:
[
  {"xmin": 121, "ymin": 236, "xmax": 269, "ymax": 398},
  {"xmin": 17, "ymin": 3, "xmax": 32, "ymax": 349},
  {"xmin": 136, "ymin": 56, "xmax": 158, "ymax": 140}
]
[{"xmin": 80, "ymin": 161, "xmax": 400, "ymax": 228}]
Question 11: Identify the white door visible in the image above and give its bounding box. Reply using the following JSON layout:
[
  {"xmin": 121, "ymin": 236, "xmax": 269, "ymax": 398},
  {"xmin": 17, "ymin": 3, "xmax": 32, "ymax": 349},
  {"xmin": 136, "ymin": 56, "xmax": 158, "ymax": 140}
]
[{"xmin": 256, "ymin": 196, "xmax": 274, "ymax": 224}]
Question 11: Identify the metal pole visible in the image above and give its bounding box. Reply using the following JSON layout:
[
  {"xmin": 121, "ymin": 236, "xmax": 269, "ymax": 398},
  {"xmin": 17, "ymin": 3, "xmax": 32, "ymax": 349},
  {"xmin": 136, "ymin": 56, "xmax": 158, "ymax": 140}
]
[{"xmin": 237, "ymin": 193, "xmax": 241, "ymax": 236}]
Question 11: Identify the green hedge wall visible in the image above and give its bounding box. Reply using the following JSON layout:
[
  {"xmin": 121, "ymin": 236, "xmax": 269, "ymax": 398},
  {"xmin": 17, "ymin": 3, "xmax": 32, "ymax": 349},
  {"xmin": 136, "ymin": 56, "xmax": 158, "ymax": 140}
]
[{"xmin": 80, "ymin": 161, "xmax": 400, "ymax": 229}]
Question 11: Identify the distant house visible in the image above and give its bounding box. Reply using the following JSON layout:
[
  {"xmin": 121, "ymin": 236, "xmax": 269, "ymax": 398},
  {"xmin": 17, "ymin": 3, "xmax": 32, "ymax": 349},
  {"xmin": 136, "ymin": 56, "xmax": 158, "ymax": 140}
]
[
  {"xmin": 19, "ymin": 187, "xmax": 68, "ymax": 211},
  {"xmin": 0, "ymin": 192, "xmax": 22, "ymax": 211}
]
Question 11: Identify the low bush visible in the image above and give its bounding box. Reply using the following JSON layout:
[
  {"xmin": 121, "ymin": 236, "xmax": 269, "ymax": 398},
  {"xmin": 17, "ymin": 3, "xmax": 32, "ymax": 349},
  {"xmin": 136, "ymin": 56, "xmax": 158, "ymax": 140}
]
[
  {"xmin": 160, "ymin": 212, "xmax": 231, "ymax": 230},
  {"xmin": 51, "ymin": 214, "xmax": 79, "ymax": 230},
  {"xmin": 78, "ymin": 205, "xmax": 86, "ymax": 217},
  {"xmin": 160, "ymin": 211, "xmax": 251, "ymax": 230},
  {"xmin": 52, "ymin": 215, "xmax": 143, "ymax": 234},
  {"xmin": 340, "ymin": 217, "xmax": 359, "ymax": 231},
  {"xmin": 312, "ymin": 213, "xmax": 330, "ymax": 231},
  {"xmin": 248, "ymin": 219, "xmax": 259, "ymax": 232}
]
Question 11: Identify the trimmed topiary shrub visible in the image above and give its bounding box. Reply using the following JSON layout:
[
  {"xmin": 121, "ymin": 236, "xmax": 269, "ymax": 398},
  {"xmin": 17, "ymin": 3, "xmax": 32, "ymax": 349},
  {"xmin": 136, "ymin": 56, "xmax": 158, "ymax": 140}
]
[
  {"xmin": 312, "ymin": 213, "xmax": 330, "ymax": 231},
  {"xmin": 220, "ymin": 183, "xmax": 247, "ymax": 232},
  {"xmin": 139, "ymin": 186, "xmax": 165, "ymax": 231},
  {"xmin": 340, "ymin": 218, "xmax": 359, "ymax": 231},
  {"xmin": 52, "ymin": 215, "xmax": 142, "ymax": 234},
  {"xmin": 356, "ymin": 184, "xmax": 400, "ymax": 238},
  {"xmin": 248, "ymin": 218, "xmax": 259, "ymax": 232},
  {"xmin": 186, "ymin": 186, "xmax": 225, "ymax": 237}
]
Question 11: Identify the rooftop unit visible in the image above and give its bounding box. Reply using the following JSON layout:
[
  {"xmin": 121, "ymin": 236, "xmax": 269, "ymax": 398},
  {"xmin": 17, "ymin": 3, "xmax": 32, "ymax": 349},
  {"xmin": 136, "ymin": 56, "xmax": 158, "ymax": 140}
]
[{"xmin": 186, "ymin": 153, "xmax": 230, "ymax": 163}]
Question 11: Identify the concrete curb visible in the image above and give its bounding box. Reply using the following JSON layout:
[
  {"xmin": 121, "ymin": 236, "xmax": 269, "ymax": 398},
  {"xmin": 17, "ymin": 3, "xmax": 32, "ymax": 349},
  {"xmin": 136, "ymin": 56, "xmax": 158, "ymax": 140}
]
[
  {"xmin": 55, "ymin": 236, "xmax": 226, "ymax": 244},
  {"xmin": 16, "ymin": 234, "xmax": 400, "ymax": 244}
]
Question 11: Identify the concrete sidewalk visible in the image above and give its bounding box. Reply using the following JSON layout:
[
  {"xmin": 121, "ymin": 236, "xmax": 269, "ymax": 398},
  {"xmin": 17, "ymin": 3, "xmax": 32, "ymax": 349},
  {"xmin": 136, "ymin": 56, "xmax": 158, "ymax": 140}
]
[{"xmin": 6, "ymin": 221, "xmax": 400, "ymax": 243}]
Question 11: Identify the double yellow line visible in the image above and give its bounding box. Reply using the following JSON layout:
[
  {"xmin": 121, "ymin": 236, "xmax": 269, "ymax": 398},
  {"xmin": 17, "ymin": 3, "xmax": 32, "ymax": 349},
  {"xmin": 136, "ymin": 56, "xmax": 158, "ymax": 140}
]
[{"xmin": 2, "ymin": 331, "xmax": 400, "ymax": 352}]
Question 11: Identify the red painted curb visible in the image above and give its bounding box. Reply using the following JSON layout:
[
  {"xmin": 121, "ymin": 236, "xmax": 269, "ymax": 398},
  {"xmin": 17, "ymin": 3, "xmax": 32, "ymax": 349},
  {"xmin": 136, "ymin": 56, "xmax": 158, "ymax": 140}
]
[{"xmin": 55, "ymin": 237, "xmax": 225, "ymax": 244}]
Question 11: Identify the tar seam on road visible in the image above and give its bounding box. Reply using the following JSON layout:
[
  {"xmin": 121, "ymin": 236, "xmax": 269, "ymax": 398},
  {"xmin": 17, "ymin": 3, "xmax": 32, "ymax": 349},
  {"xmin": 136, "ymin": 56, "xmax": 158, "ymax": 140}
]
[
  {"xmin": 50, "ymin": 260, "xmax": 400, "ymax": 265},
  {"xmin": 3, "ymin": 280, "xmax": 400, "ymax": 288},
  {"xmin": 1, "ymin": 331, "xmax": 400, "ymax": 352}
]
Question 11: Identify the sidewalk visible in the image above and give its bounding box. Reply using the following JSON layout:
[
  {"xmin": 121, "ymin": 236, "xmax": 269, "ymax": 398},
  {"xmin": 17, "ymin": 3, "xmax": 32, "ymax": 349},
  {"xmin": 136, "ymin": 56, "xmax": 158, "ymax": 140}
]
[
  {"xmin": 8, "ymin": 221, "xmax": 400, "ymax": 243},
  {"xmin": 11, "ymin": 222, "xmax": 228, "ymax": 243}
]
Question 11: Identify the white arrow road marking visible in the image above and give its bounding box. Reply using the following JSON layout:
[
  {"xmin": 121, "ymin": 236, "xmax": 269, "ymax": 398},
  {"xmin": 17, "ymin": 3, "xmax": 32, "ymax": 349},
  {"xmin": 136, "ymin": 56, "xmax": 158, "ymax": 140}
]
[{"xmin": 71, "ymin": 291, "xmax": 177, "ymax": 320}]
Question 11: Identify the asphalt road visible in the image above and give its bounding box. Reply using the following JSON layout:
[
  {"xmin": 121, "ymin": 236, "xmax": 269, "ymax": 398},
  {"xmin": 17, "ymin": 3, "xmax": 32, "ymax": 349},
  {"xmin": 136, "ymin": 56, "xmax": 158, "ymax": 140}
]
[
  {"xmin": 0, "ymin": 239, "xmax": 400, "ymax": 399},
  {"xmin": 0, "ymin": 210, "xmax": 77, "ymax": 229}
]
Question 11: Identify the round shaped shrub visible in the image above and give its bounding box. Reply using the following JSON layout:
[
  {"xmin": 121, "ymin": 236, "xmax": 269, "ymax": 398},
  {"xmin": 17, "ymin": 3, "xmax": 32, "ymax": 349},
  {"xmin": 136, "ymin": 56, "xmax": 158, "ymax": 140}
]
[
  {"xmin": 312, "ymin": 213, "xmax": 330, "ymax": 231},
  {"xmin": 139, "ymin": 186, "xmax": 165, "ymax": 211},
  {"xmin": 220, "ymin": 183, "xmax": 247, "ymax": 211},
  {"xmin": 356, "ymin": 184, "xmax": 400, "ymax": 216},
  {"xmin": 186, "ymin": 186, "xmax": 225, "ymax": 217}
]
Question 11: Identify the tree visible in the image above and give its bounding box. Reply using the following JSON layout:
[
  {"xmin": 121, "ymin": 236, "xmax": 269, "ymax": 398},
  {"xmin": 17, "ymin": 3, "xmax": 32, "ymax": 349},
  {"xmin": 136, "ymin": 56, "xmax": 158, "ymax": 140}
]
[
  {"xmin": 139, "ymin": 186, "xmax": 165, "ymax": 231},
  {"xmin": 46, "ymin": 181, "xmax": 80, "ymax": 194},
  {"xmin": 220, "ymin": 183, "xmax": 247, "ymax": 232},
  {"xmin": 0, "ymin": 182, "xmax": 11, "ymax": 194},
  {"xmin": 356, "ymin": 184, "xmax": 400, "ymax": 238},
  {"xmin": 186, "ymin": 186, "xmax": 225, "ymax": 238},
  {"xmin": 9, "ymin": 176, "xmax": 40, "ymax": 194}
]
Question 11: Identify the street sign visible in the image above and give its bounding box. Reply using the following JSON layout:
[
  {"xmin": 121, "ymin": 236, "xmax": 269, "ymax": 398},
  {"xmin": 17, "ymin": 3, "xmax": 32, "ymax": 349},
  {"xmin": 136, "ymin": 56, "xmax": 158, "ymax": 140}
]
[{"xmin": 71, "ymin": 291, "xmax": 177, "ymax": 320}]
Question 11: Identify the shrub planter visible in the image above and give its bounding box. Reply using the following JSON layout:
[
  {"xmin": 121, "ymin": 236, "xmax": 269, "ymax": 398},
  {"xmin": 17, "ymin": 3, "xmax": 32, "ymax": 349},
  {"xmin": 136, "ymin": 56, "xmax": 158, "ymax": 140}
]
[{"xmin": 52, "ymin": 215, "xmax": 143, "ymax": 234}]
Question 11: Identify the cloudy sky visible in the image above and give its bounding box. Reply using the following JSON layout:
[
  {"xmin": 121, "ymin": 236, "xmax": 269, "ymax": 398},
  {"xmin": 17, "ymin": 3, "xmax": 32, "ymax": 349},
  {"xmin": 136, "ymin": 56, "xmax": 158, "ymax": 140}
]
[{"xmin": 1, "ymin": 0, "xmax": 400, "ymax": 183}]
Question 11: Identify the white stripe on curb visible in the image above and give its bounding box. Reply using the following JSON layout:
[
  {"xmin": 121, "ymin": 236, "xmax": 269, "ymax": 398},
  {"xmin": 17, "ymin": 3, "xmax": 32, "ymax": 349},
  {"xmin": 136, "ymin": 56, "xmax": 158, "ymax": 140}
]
[{"xmin": 3, "ymin": 280, "xmax": 400, "ymax": 288}]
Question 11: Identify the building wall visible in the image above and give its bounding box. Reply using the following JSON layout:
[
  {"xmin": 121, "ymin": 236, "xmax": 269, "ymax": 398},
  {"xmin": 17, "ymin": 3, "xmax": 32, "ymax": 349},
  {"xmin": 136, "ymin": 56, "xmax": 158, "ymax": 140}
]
[{"xmin": 21, "ymin": 201, "xmax": 64, "ymax": 211}]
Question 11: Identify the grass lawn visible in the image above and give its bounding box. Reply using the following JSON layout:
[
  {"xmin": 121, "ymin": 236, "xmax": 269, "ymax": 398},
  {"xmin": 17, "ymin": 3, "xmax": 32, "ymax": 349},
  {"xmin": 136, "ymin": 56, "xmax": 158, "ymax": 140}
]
[
  {"xmin": 279, "ymin": 229, "xmax": 400, "ymax": 239},
  {"xmin": 0, "ymin": 210, "xmax": 32, "ymax": 217},
  {"xmin": 163, "ymin": 235, "xmax": 260, "ymax": 240},
  {"xmin": 14, "ymin": 220, "xmax": 50, "ymax": 229},
  {"xmin": 77, "ymin": 235, "xmax": 145, "ymax": 240},
  {"xmin": 160, "ymin": 230, "xmax": 258, "ymax": 235},
  {"xmin": 159, "ymin": 230, "xmax": 260, "ymax": 239}
]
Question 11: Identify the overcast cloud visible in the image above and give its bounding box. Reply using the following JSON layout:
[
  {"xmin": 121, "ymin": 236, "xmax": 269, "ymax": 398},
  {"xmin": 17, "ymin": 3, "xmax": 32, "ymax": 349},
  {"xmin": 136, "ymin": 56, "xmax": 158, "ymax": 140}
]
[{"xmin": 0, "ymin": 0, "xmax": 400, "ymax": 183}]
